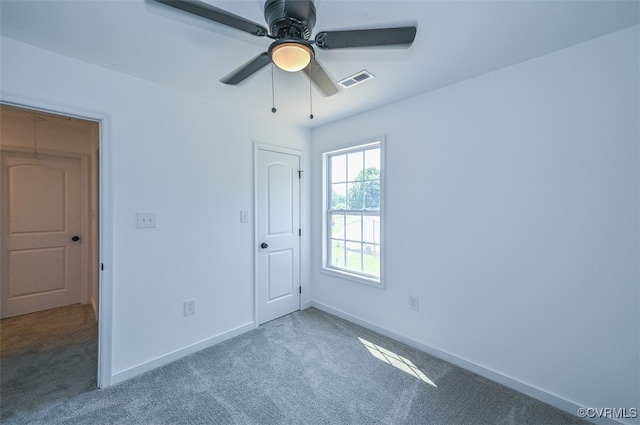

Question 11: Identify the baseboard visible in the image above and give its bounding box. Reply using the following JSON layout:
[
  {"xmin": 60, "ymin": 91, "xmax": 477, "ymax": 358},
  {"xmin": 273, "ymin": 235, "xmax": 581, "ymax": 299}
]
[
  {"xmin": 111, "ymin": 321, "xmax": 254, "ymax": 386},
  {"xmin": 307, "ymin": 301, "xmax": 628, "ymax": 425},
  {"xmin": 90, "ymin": 297, "xmax": 98, "ymax": 322}
]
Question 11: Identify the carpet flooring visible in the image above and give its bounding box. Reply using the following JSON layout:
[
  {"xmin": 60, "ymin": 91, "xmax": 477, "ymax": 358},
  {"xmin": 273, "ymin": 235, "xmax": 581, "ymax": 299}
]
[
  {"xmin": 0, "ymin": 304, "xmax": 98, "ymax": 422},
  {"xmin": 0, "ymin": 306, "xmax": 590, "ymax": 425}
]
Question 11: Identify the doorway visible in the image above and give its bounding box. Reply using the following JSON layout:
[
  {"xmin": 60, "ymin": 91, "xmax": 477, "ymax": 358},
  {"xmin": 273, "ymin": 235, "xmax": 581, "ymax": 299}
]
[
  {"xmin": 0, "ymin": 105, "xmax": 101, "ymax": 408},
  {"xmin": 255, "ymin": 145, "xmax": 302, "ymax": 325}
]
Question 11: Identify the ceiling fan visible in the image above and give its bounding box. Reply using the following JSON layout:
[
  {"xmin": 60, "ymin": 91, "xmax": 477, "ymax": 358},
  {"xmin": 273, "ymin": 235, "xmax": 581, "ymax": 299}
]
[{"xmin": 154, "ymin": 0, "xmax": 417, "ymax": 96}]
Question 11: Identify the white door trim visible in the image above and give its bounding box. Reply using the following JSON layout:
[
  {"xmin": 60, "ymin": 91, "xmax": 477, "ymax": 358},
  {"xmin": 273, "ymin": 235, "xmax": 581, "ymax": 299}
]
[
  {"xmin": 0, "ymin": 95, "xmax": 113, "ymax": 388},
  {"xmin": 253, "ymin": 143, "xmax": 302, "ymax": 327}
]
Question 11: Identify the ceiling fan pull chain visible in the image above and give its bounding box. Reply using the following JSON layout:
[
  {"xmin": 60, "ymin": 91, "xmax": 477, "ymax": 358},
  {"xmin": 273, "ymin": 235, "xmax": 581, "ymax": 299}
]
[
  {"xmin": 271, "ymin": 64, "xmax": 277, "ymax": 113},
  {"xmin": 309, "ymin": 63, "xmax": 314, "ymax": 120}
]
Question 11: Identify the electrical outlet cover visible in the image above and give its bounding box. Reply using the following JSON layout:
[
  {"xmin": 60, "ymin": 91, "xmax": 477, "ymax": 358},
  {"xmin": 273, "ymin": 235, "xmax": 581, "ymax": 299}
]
[
  {"xmin": 184, "ymin": 299, "xmax": 196, "ymax": 316},
  {"xmin": 137, "ymin": 212, "xmax": 156, "ymax": 228},
  {"xmin": 409, "ymin": 296, "xmax": 419, "ymax": 311}
]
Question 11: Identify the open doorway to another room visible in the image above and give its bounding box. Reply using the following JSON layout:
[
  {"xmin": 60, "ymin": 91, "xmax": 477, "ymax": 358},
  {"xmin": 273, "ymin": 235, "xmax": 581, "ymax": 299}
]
[{"xmin": 0, "ymin": 104, "xmax": 100, "ymax": 421}]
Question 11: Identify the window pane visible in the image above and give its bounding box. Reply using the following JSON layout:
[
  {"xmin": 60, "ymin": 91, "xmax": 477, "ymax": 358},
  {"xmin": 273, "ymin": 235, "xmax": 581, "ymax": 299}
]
[
  {"xmin": 331, "ymin": 183, "xmax": 347, "ymax": 209},
  {"xmin": 346, "ymin": 182, "xmax": 363, "ymax": 210},
  {"xmin": 347, "ymin": 181, "xmax": 365, "ymax": 210},
  {"xmin": 345, "ymin": 241, "xmax": 362, "ymax": 273},
  {"xmin": 363, "ymin": 243, "xmax": 380, "ymax": 276},
  {"xmin": 345, "ymin": 214, "xmax": 362, "ymax": 241},
  {"xmin": 347, "ymin": 151, "xmax": 364, "ymax": 182},
  {"xmin": 363, "ymin": 179, "xmax": 380, "ymax": 209},
  {"xmin": 331, "ymin": 154, "xmax": 346, "ymax": 183},
  {"xmin": 363, "ymin": 215, "xmax": 380, "ymax": 244},
  {"xmin": 331, "ymin": 213, "xmax": 345, "ymax": 240},
  {"xmin": 365, "ymin": 148, "xmax": 380, "ymax": 171},
  {"xmin": 330, "ymin": 239, "xmax": 345, "ymax": 268}
]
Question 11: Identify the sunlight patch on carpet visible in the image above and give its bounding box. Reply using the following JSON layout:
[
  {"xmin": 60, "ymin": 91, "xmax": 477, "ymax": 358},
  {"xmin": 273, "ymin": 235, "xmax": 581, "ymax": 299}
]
[{"xmin": 358, "ymin": 337, "xmax": 437, "ymax": 387}]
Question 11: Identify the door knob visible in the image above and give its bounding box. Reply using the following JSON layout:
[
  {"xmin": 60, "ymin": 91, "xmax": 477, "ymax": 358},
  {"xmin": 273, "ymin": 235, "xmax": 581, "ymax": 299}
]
[
  {"xmin": 72, "ymin": 236, "xmax": 80, "ymax": 242},
  {"xmin": 260, "ymin": 242, "xmax": 268, "ymax": 249}
]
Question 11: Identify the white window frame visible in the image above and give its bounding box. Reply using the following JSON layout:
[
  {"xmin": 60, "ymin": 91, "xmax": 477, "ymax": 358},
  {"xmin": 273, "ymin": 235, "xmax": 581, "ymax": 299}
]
[{"xmin": 322, "ymin": 137, "xmax": 385, "ymax": 288}]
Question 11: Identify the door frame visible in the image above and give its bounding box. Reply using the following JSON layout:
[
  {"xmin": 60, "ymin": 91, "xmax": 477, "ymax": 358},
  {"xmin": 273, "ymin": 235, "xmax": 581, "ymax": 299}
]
[
  {"xmin": 253, "ymin": 143, "xmax": 302, "ymax": 327},
  {"xmin": 0, "ymin": 149, "xmax": 90, "ymax": 315},
  {"xmin": 1, "ymin": 96, "xmax": 113, "ymax": 388}
]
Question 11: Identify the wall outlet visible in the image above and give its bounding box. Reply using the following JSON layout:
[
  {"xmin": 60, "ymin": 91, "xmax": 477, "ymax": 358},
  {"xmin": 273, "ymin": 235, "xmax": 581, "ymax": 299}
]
[
  {"xmin": 409, "ymin": 295, "xmax": 419, "ymax": 311},
  {"xmin": 184, "ymin": 299, "xmax": 196, "ymax": 316},
  {"xmin": 137, "ymin": 212, "xmax": 156, "ymax": 228}
]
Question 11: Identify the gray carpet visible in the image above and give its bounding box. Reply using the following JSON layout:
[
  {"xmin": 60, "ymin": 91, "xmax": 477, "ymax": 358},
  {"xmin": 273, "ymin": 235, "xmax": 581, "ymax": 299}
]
[
  {"xmin": 0, "ymin": 304, "xmax": 98, "ymax": 422},
  {"xmin": 1, "ymin": 307, "xmax": 590, "ymax": 425}
]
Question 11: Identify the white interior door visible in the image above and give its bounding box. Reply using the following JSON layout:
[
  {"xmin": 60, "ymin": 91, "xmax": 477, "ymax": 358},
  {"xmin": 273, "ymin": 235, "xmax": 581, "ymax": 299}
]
[
  {"xmin": 1, "ymin": 151, "xmax": 83, "ymax": 318},
  {"xmin": 256, "ymin": 148, "xmax": 301, "ymax": 325}
]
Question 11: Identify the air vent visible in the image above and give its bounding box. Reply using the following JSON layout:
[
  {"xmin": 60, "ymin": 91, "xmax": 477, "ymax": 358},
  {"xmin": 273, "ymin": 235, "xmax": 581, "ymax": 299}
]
[{"xmin": 337, "ymin": 70, "xmax": 375, "ymax": 89}]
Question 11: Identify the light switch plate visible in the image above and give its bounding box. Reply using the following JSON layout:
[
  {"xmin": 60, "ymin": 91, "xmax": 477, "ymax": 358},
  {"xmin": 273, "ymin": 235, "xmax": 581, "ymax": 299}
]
[
  {"xmin": 137, "ymin": 212, "xmax": 156, "ymax": 228},
  {"xmin": 240, "ymin": 210, "xmax": 249, "ymax": 223}
]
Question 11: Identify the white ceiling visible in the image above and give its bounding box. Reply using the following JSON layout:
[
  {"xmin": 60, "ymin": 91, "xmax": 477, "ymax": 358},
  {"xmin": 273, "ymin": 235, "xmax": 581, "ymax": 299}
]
[{"xmin": 1, "ymin": 0, "xmax": 638, "ymax": 128}]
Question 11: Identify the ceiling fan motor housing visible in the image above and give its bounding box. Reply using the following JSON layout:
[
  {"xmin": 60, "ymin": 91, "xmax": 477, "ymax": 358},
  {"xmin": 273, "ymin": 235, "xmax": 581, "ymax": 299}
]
[{"xmin": 264, "ymin": 0, "xmax": 316, "ymax": 40}]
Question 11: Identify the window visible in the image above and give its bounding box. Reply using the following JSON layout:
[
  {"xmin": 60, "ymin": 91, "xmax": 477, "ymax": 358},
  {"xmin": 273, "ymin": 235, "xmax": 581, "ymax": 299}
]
[{"xmin": 324, "ymin": 140, "xmax": 382, "ymax": 285}]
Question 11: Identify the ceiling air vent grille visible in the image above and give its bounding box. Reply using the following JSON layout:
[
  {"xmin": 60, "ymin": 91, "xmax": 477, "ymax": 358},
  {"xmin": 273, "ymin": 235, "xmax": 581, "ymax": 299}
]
[{"xmin": 337, "ymin": 70, "xmax": 375, "ymax": 89}]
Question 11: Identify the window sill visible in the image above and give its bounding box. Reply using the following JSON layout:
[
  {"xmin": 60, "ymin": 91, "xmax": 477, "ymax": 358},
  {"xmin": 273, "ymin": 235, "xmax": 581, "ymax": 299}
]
[{"xmin": 321, "ymin": 267, "xmax": 384, "ymax": 289}]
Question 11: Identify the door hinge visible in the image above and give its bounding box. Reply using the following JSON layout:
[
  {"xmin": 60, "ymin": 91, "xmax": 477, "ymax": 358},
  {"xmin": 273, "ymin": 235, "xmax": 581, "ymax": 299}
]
[
  {"xmin": 298, "ymin": 170, "xmax": 303, "ymax": 179},
  {"xmin": 299, "ymin": 286, "xmax": 302, "ymax": 294},
  {"xmin": 101, "ymin": 263, "xmax": 104, "ymax": 271},
  {"xmin": 299, "ymin": 228, "xmax": 302, "ymax": 237}
]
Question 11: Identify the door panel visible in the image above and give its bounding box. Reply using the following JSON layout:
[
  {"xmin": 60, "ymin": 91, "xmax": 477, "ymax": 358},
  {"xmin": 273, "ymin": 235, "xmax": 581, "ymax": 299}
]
[
  {"xmin": 267, "ymin": 249, "xmax": 294, "ymax": 301},
  {"xmin": 267, "ymin": 163, "xmax": 294, "ymax": 235},
  {"xmin": 10, "ymin": 165, "xmax": 66, "ymax": 232},
  {"xmin": 257, "ymin": 149, "xmax": 300, "ymax": 324},
  {"xmin": 9, "ymin": 247, "xmax": 66, "ymax": 297},
  {"xmin": 1, "ymin": 152, "xmax": 82, "ymax": 318}
]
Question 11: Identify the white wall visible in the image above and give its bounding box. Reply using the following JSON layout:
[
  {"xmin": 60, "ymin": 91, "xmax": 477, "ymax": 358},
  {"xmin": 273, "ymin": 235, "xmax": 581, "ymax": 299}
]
[
  {"xmin": 310, "ymin": 26, "xmax": 639, "ymax": 423},
  {"xmin": 1, "ymin": 37, "xmax": 310, "ymax": 382}
]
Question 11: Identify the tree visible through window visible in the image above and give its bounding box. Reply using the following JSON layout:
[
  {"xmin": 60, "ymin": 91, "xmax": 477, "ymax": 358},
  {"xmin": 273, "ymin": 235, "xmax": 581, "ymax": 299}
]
[{"xmin": 326, "ymin": 142, "xmax": 381, "ymax": 282}]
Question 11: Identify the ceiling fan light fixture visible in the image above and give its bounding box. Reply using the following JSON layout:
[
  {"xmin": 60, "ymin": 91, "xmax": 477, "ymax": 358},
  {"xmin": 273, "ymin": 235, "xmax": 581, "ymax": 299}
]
[{"xmin": 270, "ymin": 41, "xmax": 314, "ymax": 72}]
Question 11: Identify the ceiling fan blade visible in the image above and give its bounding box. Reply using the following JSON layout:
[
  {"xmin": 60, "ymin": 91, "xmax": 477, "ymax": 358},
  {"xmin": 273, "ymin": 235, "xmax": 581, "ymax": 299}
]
[
  {"xmin": 303, "ymin": 59, "xmax": 339, "ymax": 97},
  {"xmin": 220, "ymin": 52, "xmax": 271, "ymax": 85},
  {"xmin": 315, "ymin": 26, "xmax": 417, "ymax": 49},
  {"xmin": 154, "ymin": 0, "xmax": 269, "ymax": 37}
]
